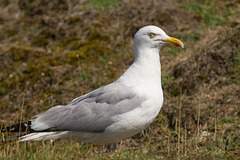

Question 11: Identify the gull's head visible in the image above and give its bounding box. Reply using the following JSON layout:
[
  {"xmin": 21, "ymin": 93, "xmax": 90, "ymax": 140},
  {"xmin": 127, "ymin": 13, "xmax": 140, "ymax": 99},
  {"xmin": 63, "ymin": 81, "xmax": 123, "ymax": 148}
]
[{"xmin": 134, "ymin": 25, "xmax": 184, "ymax": 49}]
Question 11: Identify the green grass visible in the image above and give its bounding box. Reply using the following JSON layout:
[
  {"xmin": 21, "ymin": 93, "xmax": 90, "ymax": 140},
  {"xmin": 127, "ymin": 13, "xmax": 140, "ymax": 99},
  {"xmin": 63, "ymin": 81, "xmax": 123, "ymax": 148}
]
[
  {"xmin": 1, "ymin": 113, "xmax": 239, "ymax": 159},
  {"xmin": 182, "ymin": 0, "xmax": 225, "ymax": 27},
  {"xmin": 230, "ymin": 45, "xmax": 240, "ymax": 74},
  {"xmin": 234, "ymin": 45, "xmax": 240, "ymax": 63},
  {"xmin": 162, "ymin": 45, "xmax": 183, "ymax": 56},
  {"xmin": 173, "ymin": 32, "xmax": 201, "ymax": 46},
  {"xmin": 162, "ymin": 74, "xmax": 173, "ymax": 88},
  {"xmin": 85, "ymin": 0, "xmax": 119, "ymax": 10},
  {"xmin": 81, "ymin": 70, "xmax": 92, "ymax": 80},
  {"xmin": 1, "ymin": 0, "xmax": 240, "ymax": 159}
]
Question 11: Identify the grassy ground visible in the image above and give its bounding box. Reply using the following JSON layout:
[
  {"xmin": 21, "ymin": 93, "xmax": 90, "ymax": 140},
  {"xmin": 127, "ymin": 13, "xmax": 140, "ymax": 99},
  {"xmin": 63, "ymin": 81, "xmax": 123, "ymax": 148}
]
[{"xmin": 0, "ymin": 0, "xmax": 240, "ymax": 159}]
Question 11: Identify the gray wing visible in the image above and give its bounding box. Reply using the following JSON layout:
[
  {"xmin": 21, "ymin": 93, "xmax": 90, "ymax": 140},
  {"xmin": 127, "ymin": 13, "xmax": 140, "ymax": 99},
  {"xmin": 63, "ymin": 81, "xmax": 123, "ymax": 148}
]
[{"xmin": 31, "ymin": 81, "xmax": 145, "ymax": 132}]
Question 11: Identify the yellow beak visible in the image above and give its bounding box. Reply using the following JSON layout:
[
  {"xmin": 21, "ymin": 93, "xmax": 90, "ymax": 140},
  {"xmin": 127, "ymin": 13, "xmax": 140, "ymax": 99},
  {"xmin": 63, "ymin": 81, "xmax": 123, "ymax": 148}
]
[{"xmin": 162, "ymin": 37, "xmax": 184, "ymax": 48}]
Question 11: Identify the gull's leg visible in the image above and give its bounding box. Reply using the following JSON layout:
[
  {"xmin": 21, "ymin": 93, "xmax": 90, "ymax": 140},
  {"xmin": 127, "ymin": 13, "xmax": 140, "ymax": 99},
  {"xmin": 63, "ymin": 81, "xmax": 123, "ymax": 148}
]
[
  {"xmin": 112, "ymin": 143, "xmax": 117, "ymax": 151},
  {"xmin": 106, "ymin": 144, "xmax": 111, "ymax": 152},
  {"xmin": 106, "ymin": 143, "xmax": 118, "ymax": 152}
]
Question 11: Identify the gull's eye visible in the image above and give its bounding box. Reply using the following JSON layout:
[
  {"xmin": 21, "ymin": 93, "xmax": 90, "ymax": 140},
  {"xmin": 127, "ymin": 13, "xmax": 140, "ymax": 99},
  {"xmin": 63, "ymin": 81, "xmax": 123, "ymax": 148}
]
[{"xmin": 149, "ymin": 32, "xmax": 156, "ymax": 37}]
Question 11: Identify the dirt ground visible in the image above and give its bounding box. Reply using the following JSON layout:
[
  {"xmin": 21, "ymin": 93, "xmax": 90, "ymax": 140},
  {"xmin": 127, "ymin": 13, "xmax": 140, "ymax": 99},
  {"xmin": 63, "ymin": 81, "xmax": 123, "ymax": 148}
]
[{"xmin": 0, "ymin": 0, "xmax": 239, "ymax": 159}]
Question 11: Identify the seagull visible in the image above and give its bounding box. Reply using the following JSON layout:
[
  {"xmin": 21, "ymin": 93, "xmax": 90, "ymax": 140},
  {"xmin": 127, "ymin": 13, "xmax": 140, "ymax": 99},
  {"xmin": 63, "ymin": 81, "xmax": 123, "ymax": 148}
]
[{"xmin": 1, "ymin": 25, "xmax": 183, "ymax": 151}]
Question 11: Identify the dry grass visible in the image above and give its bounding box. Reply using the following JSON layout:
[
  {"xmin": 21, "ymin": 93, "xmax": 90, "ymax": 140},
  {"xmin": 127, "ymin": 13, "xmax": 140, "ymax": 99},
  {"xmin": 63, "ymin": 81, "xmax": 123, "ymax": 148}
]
[{"xmin": 0, "ymin": 0, "xmax": 240, "ymax": 159}]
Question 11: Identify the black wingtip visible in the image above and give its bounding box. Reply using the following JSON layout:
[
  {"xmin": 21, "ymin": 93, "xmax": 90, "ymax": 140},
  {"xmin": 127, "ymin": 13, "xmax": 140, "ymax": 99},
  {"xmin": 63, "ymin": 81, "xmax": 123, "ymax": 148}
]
[{"xmin": 1, "ymin": 121, "xmax": 33, "ymax": 133}]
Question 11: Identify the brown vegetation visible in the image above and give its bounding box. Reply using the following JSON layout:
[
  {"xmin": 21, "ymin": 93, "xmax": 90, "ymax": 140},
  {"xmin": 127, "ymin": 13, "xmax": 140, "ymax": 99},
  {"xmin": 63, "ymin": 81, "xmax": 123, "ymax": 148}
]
[{"xmin": 0, "ymin": 0, "xmax": 239, "ymax": 159}]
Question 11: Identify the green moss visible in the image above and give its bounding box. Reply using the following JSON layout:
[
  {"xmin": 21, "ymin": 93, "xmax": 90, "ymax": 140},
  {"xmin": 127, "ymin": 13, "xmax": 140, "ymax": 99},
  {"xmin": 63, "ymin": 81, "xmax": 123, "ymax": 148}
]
[
  {"xmin": 9, "ymin": 47, "xmax": 30, "ymax": 61},
  {"xmin": 5, "ymin": 28, "xmax": 18, "ymax": 37},
  {"xmin": 0, "ymin": 87, "xmax": 7, "ymax": 95},
  {"xmin": 67, "ymin": 17, "xmax": 82, "ymax": 25},
  {"xmin": 60, "ymin": 36, "xmax": 80, "ymax": 48},
  {"xmin": 31, "ymin": 30, "xmax": 56, "ymax": 47},
  {"xmin": 24, "ymin": 61, "xmax": 35, "ymax": 74},
  {"xmin": 67, "ymin": 40, "xmax": 112, "ymax": 61},
  {"xmin": 31, "ymin": 36, "xmax": 49, "ymax": 47},
  {"xmin": 69, "ymin": 40, "xmax": 84, "ymax": 50},
  {"xmin": 67, "ymin": 50, "xmax": 87, "ymax": 59},
  {"xmin": 89, "ymin": 29, "xmax": 110, "ymax": 41},
  {"xmin": 198, "ymin": 74, "xmax": 209, "ymax": 80},
  {"xmin": 0, "ymin": 0, "xmax": 9, "ymax": 7},
  {"xmin": 8, "ymin": 46, "xmax": 43, "ymax": 63},
  {"xmin": 85, "ymin": 0, "xmax": 119, "ymax": 10}
]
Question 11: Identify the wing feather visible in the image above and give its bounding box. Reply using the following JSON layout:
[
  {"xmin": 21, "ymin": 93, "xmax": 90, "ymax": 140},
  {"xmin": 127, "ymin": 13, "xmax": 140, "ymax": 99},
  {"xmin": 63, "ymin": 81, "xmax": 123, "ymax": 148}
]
[{"xmin": 31, "ymin": 81, "xmax": 145, "ymax": 132}]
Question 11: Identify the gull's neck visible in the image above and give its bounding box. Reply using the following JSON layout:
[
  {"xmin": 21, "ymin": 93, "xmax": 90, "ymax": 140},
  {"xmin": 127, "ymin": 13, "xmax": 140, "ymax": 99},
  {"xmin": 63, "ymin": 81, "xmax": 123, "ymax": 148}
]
[
  {"xmin": 134, "ymin": 46, "xmax": 161, "ymax": 71},
  {"xmin": 120, "ymin": 45, "xmax": 162, "ymax": 88}
]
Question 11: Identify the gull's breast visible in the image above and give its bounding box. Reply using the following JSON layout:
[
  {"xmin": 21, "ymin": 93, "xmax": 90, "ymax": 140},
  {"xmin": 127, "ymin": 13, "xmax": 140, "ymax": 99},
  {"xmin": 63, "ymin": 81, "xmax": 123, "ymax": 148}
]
[{"xmin": 94, "ymin": 96, "xmax": 163, "ymax": 144}]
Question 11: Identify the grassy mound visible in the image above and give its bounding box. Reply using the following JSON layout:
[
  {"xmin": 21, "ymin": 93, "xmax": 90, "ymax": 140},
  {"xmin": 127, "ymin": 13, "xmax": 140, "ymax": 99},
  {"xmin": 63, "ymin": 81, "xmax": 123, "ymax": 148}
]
[{"xmin": 0, "ymin": 0, "xmax": 239, "ymax": 159}]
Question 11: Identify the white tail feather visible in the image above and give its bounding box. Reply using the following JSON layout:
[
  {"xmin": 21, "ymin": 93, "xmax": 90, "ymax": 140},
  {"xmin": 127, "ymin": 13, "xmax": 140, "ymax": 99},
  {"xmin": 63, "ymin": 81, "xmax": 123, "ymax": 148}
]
[
  {"xmin": 20, "ymin": 131, "xmax": 68, "ymax": 141},
  {"xmin": 19, "ymin": 131, "xmax": 98, "ymax": 143}
]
